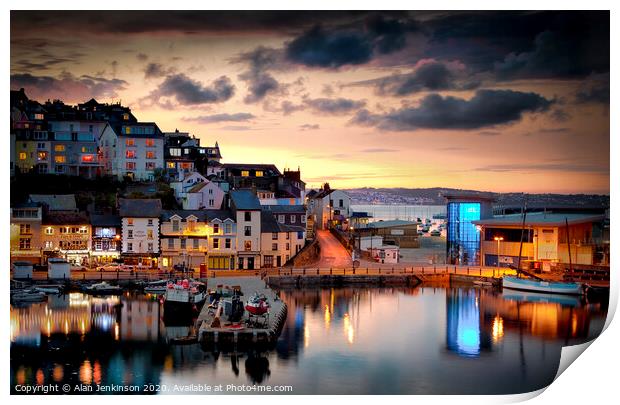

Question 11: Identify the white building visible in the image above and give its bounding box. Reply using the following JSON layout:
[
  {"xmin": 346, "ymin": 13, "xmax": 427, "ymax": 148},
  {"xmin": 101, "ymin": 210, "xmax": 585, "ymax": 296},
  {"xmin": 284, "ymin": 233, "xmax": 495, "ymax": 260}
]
[
  {"xmin": 119, "ymin": 198, "xmax": 162, "ymax": 269},
  {"xmin": 260, "ymin": 211, "xmax": 306, "ymax": 268},
  {"xmin": 368, "ymin": 245, "xmax": 400, "ymax": 264},
  {"xmin": 230, "ymin": 190, "xmax": 262, "ymax": 270},
  {"xmin": 307, "ymin": 186, "xmax": 352, "ymax": 230},
  {"xmin": 170, "ymin": 172, "xmax": 225, "ymax": 210},
  {"xmin": 99, "ymin": 122, "xmax": 164, "ymax": 181}
]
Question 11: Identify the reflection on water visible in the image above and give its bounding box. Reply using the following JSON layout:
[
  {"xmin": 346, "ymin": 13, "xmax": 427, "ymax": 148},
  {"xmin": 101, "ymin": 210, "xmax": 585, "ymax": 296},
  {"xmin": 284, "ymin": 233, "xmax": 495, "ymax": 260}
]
[{"xmin": 11, "ymin": 286, "xmax": 607, "ymax": 394}]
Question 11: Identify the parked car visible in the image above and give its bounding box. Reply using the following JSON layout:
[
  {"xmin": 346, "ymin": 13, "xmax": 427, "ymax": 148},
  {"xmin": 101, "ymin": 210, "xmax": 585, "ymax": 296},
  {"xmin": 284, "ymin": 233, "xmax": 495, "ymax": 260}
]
[
  {"xmin": 98, "ymin": 263, "xmax": 132, "ymax": 272},
  {"xmin": 430, "ymin": 230, "xmax": 441, "ymax": 237},
  {"xmin": 71, "ymin": 265, "xmax": 88, "ymax": 272}
]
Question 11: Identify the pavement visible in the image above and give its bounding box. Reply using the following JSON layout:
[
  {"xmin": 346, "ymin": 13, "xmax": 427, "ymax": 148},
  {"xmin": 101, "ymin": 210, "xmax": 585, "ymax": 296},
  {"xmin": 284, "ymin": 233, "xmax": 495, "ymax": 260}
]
[{"xmin": 315, "ymin": 230, "xmax": 352, "ymax": 268}]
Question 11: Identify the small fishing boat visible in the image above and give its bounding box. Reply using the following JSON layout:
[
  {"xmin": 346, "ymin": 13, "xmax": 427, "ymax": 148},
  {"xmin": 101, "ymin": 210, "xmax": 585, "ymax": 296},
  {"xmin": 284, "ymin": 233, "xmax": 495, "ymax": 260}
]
[
  {"xmin": 245, "ymin": 292, "xmax": 270, "ymax": 316},
  {"xmin": 143, "ymin": 280, "xmax": 169, "ymax": 294},
  {"xmin": 502, "ymin": 275, "xmax": 584, "ymax": 296},
  {"xmin": 83, "ymin": 281, "xmax": 123, "ymax": 295},
  {"xmin": 34, "ymin": 285, "xmax": 63, "ymax": 294},
  {"xmin": 163, "ymin": 279, "xmax": 208, "ymax": 321},
  {"xmin": 11, "ymin": 289, "xmax": 47, "ymax": 302}
]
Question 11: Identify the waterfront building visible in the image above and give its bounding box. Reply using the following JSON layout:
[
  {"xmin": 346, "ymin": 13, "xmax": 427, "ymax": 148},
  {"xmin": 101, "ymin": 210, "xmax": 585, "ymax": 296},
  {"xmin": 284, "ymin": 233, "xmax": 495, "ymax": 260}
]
[
  {"xmin": 445, "ymin": 194, "xmax": 495, "ymax": 266},
  {"xmin": 99, "ymin": 122, "xmax": 164, "ymax": 181},
  {"xmin": 260, "ymin": 211, "xmax": 305, "ymax": 268},
  {"xmin": 10, "ymin": 202, "xmax": 43, "ymax": 265},
  {"xmin": 160, "ymin": 210, "xmax": 236, "ymax": 270},
  {"xmin": 119, "ymin": 198, "xmax": 162, "ymax": 268},
  {"xmin": 40, "ymin": 211, "xmax": 91, "ymax": 266},
  {"xmin": 90, "ymin": 214, "xmax": 122, "ymax": 265},
  {"xmin": 230, "ymin": 190, "xmax": 262, "ymax": 270},
  {"xmin": 307, "ymin": 184, "xmax": 352, "ymax": 230},
  {"xmin": 473, "ymin": 212, "xmax": 608, "ymax": 268},
  {"xmin": 350, "ymin": 211, "xmax": 373, "ymax": 229},
  {"xmin": 368, "ymin": 245, "xmax": 400, "ymax": 264}
]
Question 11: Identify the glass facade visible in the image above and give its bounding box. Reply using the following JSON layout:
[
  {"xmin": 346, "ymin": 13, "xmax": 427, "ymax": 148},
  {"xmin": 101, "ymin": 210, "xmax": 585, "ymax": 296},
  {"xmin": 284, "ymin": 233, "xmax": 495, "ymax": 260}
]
[{"xmin": 447, "ymin": 202, "xmax": 481, "ymax": 265}]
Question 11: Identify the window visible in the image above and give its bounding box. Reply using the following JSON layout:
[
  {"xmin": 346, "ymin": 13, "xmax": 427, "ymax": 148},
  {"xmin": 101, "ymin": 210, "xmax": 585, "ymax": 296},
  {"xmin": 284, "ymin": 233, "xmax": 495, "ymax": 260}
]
[
  {"xmin": 126, "ymin": 162, "xmax": 136, "ymax": 170},
  {"xmin": 37, "ymin": 142, "xmax": 46, "ymax": 149},
  {"xmin": 127, "ymin": 218, "xmax": 134, "ymax": 226},
  {"xmin": 298, "ymin": 231, "xmax": 304, "ymax": 239},
  {"xmin": 169, "ymin": 148, "xmax": 181, "ymax": 157},
  {"xmin": 54, "ymin": 155, "xmax": 66, "ymax": 163},
  {"xmin": 291, "ymin": 215, "xmax": 296, "ymax": 223},
  {"xmin": 302, "ymin": 216, "xmax": 306, "ymax": 224},
  {"xmin": 244, "ymin": 240, "xmax": 252, "ymax": 251},
  {"xmin": 278, "ymin": 215, "xmax": 285, "ymax": 223},
  {"xmin": 146, "ymin": 151, "xmax": 155, "ymax": 159},
  {"xmin": 167, "ymin": 162, "xmax": 175, "ymax": 169},
  {"xmin": 286, "ymin": 243, "xmax": 290, "ymax": 251},
  {"xmin": 45, "ymin": 227, "xmax": 53, "ymax": 235},
  {"xmin": 146, "ymin": 139, "xmax": 155, "ymax": 147},
  {"xmin": 148, "ymin": 219, "xmax": 153, "ymax": 226},
  {"xmin": 339, "ymin": 199, "xmax": 344, "ymax": 207},
  {"xmin": 126, "ymin": 138, "xmax": 135, "ymax": 146},
  {"xmin": 81, "ymin": 146, "xmax": 94, "ymax": 153},
  {"xmin": 147, "ymin": 243, "xmax": 154, "ymax": 251},
  {"xmin": 187, "ymin": 219, "xmax": 196, "ymax": 232},
  {"xmin": 94, "ymin": 241, "xmax": 102, "ymax": 251},
  {"xmin": 244, "ymin": 226, "xmax": 251, "ymax": 236},
  {"xmin": 272, "ymin": 232, "xmax": 278, "ymax": 240},
  {"xmin": 128, "ymin": 230, "xmax": 133, "ymax": 239},
  {"xmin": 34, "ymin": 113, "xmax": 44, "ymax": 120},
  {"xmin": 263, "ymin": 255, "xmax": 273, "ymax": 268},
  {"xmin": 168, "ymin": 238, "xmax": 174, "ymax": 249},
  {"xmin": 213, "ymin": 223, "xmax": 220, "ymax": 234},
  {"xmin": 208, "ymin": 199, "xmax": 214, "ymax": 206},
  {"xmin": 330, "ymin": 199, "xmax": 333, "ymax": 207},
  {"xmin": 225, "ymin": 238, "xmax": 231, "ymax": 249},
  {"xmin": 19, "ymin": 238, "xmax": 31, "ymax": 250},
  {"xmin": 55, "ymin": 144, "xmax": 66, "ymax": 152},
  {"xmin": 172, "ymin": 220, "xmax": 180, "ymax": 232},
  {"xmin": 19, "ymin": 152, "xmax": 27, "ymax": 160},
  {"xmin": 37, "ymin": 151, "xmax": 48, "ymax": 161},
  {"xmin": 89, "ymin": 125, "xmax": 93, "ymax": 133},
  {"xmin": 147, "ymin": 229, "xmax": 153, "ymax": 239},
  {"xmin": 208, "ymin": 189, "xmax": 213, "ymax": 195},
  {"xmin": 146, "ymin": 162, "xmax": 156, "ymax": 170},
  {"xmin": 19, "ymin": 224, "xmax": 31, "ymax": 234},
  {"xmin": 81, "ymin": 154, "xmax": 95, "ymax": 163},
  {"xmin": 180, "ymin": 239, "xmax": 186, "ymax": 249},
  {"xmin": 44, "ymin": 241, "xmax": 53, "ymax": 249},
  {"xmin": 213, "ymin": 238, "xmax": 219, "ymax": 249},
  {"xmin": 241, "ymin": 170, "xmax": 250, "ymax": 177},
  {"xmin": 55, "ymin": 165, "xmax": 64, "ymax": 173},
  {"xmin": 127, "ymin": 242, "xmax": 133, "ymax": 251},
  {"xmin": 123, "ymin": 113, "xmax": 129, "ymax": 121},
  {"xmin": 193, "ymin": 239, "xmax": 199, "ymax": 249},
  {"xmin": 126, "ymin": 150, "xmax": 136, "ymax": 159},
  {"xmin": 33, "ymin": 132, "xmax": 48, "ymax": 140},
  {"xmin": 244, "ymin": 212, "xmax": 251, "ymax": 222},
  {"xmin": 225, "ymin": 223, "xmax": 232, "ymax": 234},
  {"xmin": 286, "ymin": 233, "xmax": 290, "ymax": 240},
  {"xmin": 255, "ymin": 170, "xmax": 263, "ymax": 177},
  {"xmin": 272, "ymin": 243, "xmax": 278, "ymax": 251}
]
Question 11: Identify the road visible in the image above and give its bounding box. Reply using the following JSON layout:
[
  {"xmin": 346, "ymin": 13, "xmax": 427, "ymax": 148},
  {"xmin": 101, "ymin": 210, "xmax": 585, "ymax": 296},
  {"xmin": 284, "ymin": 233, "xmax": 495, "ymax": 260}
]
[{"xmin": 315, "ymin": 230, "xmax": 352, "ymax": 268}]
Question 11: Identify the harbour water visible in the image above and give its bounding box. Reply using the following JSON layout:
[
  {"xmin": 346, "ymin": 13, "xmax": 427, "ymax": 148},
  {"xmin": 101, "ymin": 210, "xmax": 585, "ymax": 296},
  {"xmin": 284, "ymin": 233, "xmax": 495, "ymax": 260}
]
[
  {"xmin": 10, "ymin": 287, "xmax": 607, "ymax": 395},
  {"xmin": 351, "ymin": 204, "xmax": 446, "ymax": 223}
]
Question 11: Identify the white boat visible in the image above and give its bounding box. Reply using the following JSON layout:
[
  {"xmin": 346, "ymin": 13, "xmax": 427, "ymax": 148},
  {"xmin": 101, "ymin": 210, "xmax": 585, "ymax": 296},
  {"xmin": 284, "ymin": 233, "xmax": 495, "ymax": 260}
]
[
  {"xmin": 502, "ymin": 275, "xmax": 584, "ymax": 295},
  {"xmin": 11, "ymin": 289, "xmax": 47, "ymax": 302},
  {"xmin": 163, "ymin": 279, "xmax": 208, "ymax": 321},
  {"xmin": 84, "ymin": 281, "xmax": 123, "ymax": 295},
  {"xmin": 34, "ymin": 285, "xmax": 63, "ymax": 294},
  {"xmin": 144, "ymin": 280, "xmax": 169, "ymax": 294}
]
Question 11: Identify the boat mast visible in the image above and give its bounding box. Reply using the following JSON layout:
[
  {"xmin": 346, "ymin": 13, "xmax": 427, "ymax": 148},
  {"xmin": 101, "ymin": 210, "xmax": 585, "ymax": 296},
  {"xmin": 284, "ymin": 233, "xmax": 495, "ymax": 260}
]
[
  {"xmin": 516, "ymin": 196, "xmax": 528, "ymax": 277},
  {"xmin": 565, "ymin": 217, "xmax": 573, "ymax": 276}
]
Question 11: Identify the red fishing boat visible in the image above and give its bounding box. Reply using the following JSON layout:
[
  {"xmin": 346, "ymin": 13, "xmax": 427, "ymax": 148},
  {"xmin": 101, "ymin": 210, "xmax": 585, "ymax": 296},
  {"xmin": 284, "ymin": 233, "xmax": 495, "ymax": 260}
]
[{"xmin": 245, "ymin": 292, "xmax": 270, "ymax": 316}]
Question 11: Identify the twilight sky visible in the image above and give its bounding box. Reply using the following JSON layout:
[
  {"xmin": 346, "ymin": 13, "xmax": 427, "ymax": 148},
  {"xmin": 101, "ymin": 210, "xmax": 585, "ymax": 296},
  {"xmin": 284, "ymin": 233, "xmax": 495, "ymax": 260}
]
[{"xmin": 10, "ymin": 11, "xmax": 610, "ymax": 193}]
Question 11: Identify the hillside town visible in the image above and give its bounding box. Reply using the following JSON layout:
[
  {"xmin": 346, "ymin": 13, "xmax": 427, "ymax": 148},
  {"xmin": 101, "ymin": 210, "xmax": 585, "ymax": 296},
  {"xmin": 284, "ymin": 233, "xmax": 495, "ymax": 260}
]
[{"xmin": 10, "ymin": 89, "xmax": 358, "ymax": 272}]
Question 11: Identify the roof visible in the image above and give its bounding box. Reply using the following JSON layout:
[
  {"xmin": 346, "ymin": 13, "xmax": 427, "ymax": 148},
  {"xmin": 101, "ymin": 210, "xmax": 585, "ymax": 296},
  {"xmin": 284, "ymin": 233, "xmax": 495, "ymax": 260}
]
[
  {"xmin": 230, "ymin": 190, "xmax": 261, "ymax": 210},
  {"xmin": 161, "ymin": 209, "xmax": 234, "ymax": 222},
  {"xmin": 306, "ymin": 190, "xmax": 318, "ymax": 198},
  {"xmin": 472, "ymin": 212, "xmax": 605, "ymax": 227},
  {"xmin": 42, "ymin": 212, "xmax": 89, "ymax": 225},
  {"xmin": 223, "ymin": 163, "xmax": 281, "ymax": 175},
  {"xmin": 368, "ymin": 219, "xmax": 418, "ymax": 229},
  {"xmin": 444, "ymin": 193, "xmax": 495, "ymax": 202},
  {"xmin": 351, "ymin": 211, "xmax": 372, "ymax": 218},
  {"xmin": 29, "ymin": 194, "xmax": 77, "ymax": 211},
  {"xmin": 119, "ymin": 198, "xmax": 162, "ymax": 218},
  {"xmin": 260, "ymin": 211, "xmax": 306, "ymax": 234},
  {"xmin": 313, "ymin": 188, "xmax": 335, "ymax": 199},
  {"xmin": 261, "ymin": 205, "xmax": 306, "ymax": 213},
  {"xmin": 188, "ymin": 182, "xmax": 208, "ymax": 193},
  {"xmin": 90, "ymin": 214, "xmax": 121, "ymax": 227}
]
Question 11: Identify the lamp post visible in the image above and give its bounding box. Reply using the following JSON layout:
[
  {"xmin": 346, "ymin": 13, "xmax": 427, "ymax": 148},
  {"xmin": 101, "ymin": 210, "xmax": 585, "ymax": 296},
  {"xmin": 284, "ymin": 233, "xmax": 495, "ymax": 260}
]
[{"xmin": 494, "ymin": 236, "xmax": 504, "ymax": 271}]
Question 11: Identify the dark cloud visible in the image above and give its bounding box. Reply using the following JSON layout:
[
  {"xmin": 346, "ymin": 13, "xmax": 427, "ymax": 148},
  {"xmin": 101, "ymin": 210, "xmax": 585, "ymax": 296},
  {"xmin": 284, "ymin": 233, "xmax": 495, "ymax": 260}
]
[
  {"xmin": 349, "ymin": 89, "xmax": 552, "ymax": 131},
  {"xmin": 232, "ymin": 46, "xmax": 287, "ymax": 103},
  {"xmin": 220, "ymin": 125, "xmax": 254, "ymax": 131},
  {"xmin": 144, "ymin": 63, "xmax": 175, "ymax": 79},
  {"xmin": 304, "ymin": 97, "xmax": 366, "ymax": 114},
  {"xmin": 350, "ymin": 61, "xmax": 479, "ymax": 96},
  {"xmin": 144, "ymin": 74, "xmax": 235, "ymax": 107},
  {"xmin": 366, "ymin": 15, "xmax": 419, "ymax": 54},
  {"xmin": 10, "ymin": 72, "xmax": 127, "ymax": 102},
  {"xmin": 300, "ymin": 124, "xmax": 320, "ymax": 131},
  {"xmin": 185, "ymin": 113, "xmax": 255, "ymax": 124},
  {"xmin": 575, "ymin": 73, "xmax": 610, "ymax": 104}
]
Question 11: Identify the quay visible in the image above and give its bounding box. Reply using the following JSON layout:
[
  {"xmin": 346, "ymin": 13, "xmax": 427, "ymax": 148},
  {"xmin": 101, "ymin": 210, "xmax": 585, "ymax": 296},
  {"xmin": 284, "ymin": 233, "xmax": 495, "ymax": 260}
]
[{"xmin": 196, "ymin": 277, "xmax": 287, "ymax": 347}]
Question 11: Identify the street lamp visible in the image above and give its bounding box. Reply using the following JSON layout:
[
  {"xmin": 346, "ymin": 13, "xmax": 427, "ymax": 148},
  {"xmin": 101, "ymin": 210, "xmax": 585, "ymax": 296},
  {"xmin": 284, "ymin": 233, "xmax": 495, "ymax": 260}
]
[{"xmin": 494, "ymin": 236, "xmax": 504, "ymax": 271}]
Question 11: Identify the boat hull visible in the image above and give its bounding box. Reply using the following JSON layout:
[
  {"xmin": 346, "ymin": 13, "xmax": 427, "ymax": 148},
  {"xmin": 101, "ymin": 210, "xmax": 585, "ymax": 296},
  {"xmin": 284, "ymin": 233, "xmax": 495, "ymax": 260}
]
[{"xmin": 502, "ymin": 276, "xmax": 583, "ymax": 295}]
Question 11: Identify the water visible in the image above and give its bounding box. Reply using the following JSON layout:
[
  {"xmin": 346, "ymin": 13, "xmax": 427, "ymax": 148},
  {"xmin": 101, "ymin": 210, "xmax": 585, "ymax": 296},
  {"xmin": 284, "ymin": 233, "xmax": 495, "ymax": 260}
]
[
  {"xmin": 351, "ymin": 204, "xmax": 446, "ymax": 223},
  {"xmin": 11, "ymin": 287, "xmax": 607, "ymax": 395}
]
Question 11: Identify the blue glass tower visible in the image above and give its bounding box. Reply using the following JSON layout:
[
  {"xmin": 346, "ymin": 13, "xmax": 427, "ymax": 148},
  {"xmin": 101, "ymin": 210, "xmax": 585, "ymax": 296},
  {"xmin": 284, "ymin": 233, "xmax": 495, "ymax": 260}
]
[{"xmin": 445, "ymin": 195, "xmax": 493, "ymax": 265}]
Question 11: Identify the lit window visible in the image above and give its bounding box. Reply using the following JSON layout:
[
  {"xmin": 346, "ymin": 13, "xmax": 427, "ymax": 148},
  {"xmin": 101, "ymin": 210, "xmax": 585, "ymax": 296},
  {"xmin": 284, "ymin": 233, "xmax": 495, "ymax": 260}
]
[
  {"xmin": 146, "ymin": 151, "xmax": 155, "ymax": 159},
  {"xmin": 146, "ymin": 162, "xmax": 156, "ymax": 170},
  {"xmin": 126, "ymin": 162, "xmax": 136, "ymax": 170},
  {"xmin": 126, "ymin": 138, "xmax": 135, "ymax": 146},
  {"xmin": 37, "ymin": 151, "xmax": 48, "ymax": 161},
  {"xmin": 126, "ymin": 150, "xmax": 136, "ymax": 159},
  {"xmin": 81, "ymin": 154, "xmax": 94, "ymax": 163},
  {"xmin": 146, "ymin": 139, "xmax": 155, "ymax": 147},
  {"xmin": 241, "ymin": 170, "xmax": 249, "ymax": 177},
  {"xmin": 55, "ymin": 144, "xmax": 65, "ymax": 152},
  {"xmin": 34, "ymin": 113, "xmax": 44, "ymax": 120},
  {"xmin": 255, "ymin": 170, "xmax": 263, "ymax": 177},
  {"xmin": 19, "ymin": 152, "xmax": 27, "ymax": 160},
  {"xmin": 123, "ymin": 113, "xmax": 129, "ymax": 121},
  {"xmin": 124, "ymin": 127, "xmax": 131, "ymax": 134},
  {"xmin": 167, "ymin": 162, "xmax": 175, "ymax": 169},
  {"xmin": 55, "ymin": 155, "xmax": 66, "ymax": 163},
  {"xmin": 127, "ymin": 218, "xmax": 134, "ymax": 225},
  {"xmin": 213, "ymin": 239, "xmax": 219, "ymax": 249}
]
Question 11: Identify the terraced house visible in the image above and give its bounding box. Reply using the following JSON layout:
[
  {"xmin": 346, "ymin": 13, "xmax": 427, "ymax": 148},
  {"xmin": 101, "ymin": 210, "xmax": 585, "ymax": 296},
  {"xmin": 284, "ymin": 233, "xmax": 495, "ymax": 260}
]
[{"xmin": 160, "ymin": 210, "xmax": 237, "ymax": 271}]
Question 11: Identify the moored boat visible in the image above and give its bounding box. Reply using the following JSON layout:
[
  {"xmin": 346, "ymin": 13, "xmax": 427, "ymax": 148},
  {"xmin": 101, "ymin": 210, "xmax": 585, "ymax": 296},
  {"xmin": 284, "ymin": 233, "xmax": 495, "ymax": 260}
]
[
  {"xmin": 163, "ymin": 279, "xmax": 208, "ymax": 321},
  {"xmin": 83, "ymin": 281, "xmax": 123, "ymax": 295},
  {"xmin": 33, "ymin": 285, "xmax": 63, "ymax": 294},
  {"xmin": 502, "ymin": 275, "xmax": 584, "ymax": 295},
  {"xmin": 245, "ymin": 292, "xmax": 270, "ymax": 316},
  {"xmin": 11, "ymin": 289, "xmax": 47, "ymax": 303}
]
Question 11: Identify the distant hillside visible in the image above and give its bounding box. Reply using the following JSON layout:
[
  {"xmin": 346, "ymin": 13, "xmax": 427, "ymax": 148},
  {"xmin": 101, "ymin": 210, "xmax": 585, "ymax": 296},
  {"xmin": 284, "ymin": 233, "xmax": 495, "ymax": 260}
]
[{"xmin": 343, "ymin": 187, "xmax": 610, "ymax": 209}]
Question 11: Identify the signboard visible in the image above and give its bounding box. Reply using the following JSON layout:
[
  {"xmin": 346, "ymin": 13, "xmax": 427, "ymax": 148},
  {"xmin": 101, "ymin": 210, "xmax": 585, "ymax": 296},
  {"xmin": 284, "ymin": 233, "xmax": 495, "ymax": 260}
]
[
  {"xmin": 390, "ymin": 229, "xmax": 405, "ymax": 236},
  {"xmin": 499, "ymin": 256, "xmax": 514, "ymax": 264}
]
